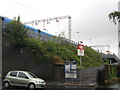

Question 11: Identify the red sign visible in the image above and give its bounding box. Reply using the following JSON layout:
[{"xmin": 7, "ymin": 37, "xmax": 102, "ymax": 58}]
[
  {"xmin": 77, "ymin": 44, "xmax": 84, "ymax": 50},
  {"xmin": 77, "ymin": 44, "xmax": 84, "ymax": 56}
]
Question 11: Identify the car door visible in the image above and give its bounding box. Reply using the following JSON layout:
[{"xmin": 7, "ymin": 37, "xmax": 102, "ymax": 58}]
[
  {"xmin": 8, "ymin": 71, "xmax": 18, "ymax": 85},
  {"xmin": 17, "ymin": 72, "xmax": 29, "ymax": 87}
]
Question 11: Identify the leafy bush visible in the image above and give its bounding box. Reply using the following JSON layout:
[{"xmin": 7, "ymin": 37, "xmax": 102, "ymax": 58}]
[
  {"xmin": 105, "ymin": 65, "xmax": 118, "ymax": 84},
  {"xmin": 5, "ymin": 16, "xmax": 27, "ymax": 46},
  {"xmin": 25, "ymin": 38, "xmax": 104, "ymax": 67}
]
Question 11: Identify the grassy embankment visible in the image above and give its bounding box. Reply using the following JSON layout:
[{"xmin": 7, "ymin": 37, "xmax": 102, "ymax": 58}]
[{"xmin": 4, "ymin": 17, "xmax": 104, "ymax": 68}]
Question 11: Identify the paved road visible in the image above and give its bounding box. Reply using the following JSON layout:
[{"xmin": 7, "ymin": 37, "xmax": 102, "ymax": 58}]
[
  {"xmin": 0, "ymin": 84, "xmax": 119, "ymax": 90},
  {"xmin": 0, "ymin": 80, "xmax": 120, "ymax": 90},
  {"xmin": 1, "ymin": 87, "xmax": 119, "ymax": 90}
]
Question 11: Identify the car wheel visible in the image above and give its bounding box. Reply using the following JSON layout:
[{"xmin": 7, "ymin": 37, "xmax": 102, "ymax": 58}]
[
  {"xmin": 3, "ymin": 81, "xmax": 10, "ymax": 88},
  {"xmin": 28, "ymin": 83, "xmax": 35, "ymax": 90}
]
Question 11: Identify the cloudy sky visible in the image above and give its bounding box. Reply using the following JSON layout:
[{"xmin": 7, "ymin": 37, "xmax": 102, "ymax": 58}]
[{"xmin": 0, "ymin": 0, "xmax": 119, "ymax": 56}]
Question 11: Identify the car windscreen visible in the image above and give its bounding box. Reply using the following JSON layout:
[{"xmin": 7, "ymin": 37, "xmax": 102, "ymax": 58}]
[{"xmin": 28, "ymin": 72, "xmax": 38, "ymax": 78}]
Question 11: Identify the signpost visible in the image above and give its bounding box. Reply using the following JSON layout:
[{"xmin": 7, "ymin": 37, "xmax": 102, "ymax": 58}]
[
  {"xmin": 77, "ymin": 44, "xmax": 84, "ymax": 67},
  {"xmin": 77, "ymin": 43, "xmax": 84, "ymax": 84}
]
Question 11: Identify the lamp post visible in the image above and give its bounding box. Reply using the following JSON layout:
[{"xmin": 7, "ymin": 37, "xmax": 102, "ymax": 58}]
[
  {"xmin": 89, "ymin": 39, "xmax": 91, "ymax": 47},
  {"xmin": 76, "ymin": 32, "xmax": 79, "ymax": 44}
]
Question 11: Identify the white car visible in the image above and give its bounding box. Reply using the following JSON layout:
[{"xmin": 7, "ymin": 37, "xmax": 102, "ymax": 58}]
[{"xmin": 3, "ymin": 71, "xmax": 46, "ymax": 89}]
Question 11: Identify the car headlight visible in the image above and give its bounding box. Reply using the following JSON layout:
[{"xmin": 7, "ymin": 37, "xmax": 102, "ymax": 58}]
[
  {"xmin": 35, "ymin": 81, "xmax": 39, "ymax": 83},
  {"xmin": 35, "ymin": 80, "xmax": 45, "ymax": 84}
]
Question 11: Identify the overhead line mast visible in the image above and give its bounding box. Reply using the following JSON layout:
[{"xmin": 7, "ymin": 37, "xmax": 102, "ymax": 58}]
[
  {"xmin": 91, "ymin": 45, "xmax": 110, "ymax": 53},
  {"xmin": 24, "ymin": 15, "xmax": 72, "ymax": 40}
]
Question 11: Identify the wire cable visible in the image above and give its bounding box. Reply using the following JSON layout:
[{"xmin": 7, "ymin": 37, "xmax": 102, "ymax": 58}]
[{"xmin": 10, "ymin": 0, "xmax": 49, "ymax": 19}]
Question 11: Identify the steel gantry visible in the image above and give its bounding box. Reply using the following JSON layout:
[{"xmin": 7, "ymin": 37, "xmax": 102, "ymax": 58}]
[
  {"xmin": 91, "ymin": 45, "xmax": 110, "ymax": 53},
  {"xmin": 24, "ymin": 15, "xmax": 72, "ymax": 40}
]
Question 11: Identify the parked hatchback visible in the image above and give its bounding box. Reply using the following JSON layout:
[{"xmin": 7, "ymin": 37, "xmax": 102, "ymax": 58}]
[{"xmin": 3, "ymin": 71, "xmax": 46, "ymax": 89}]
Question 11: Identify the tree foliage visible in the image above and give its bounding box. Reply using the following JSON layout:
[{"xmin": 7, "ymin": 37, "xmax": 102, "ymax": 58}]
[
  {"xmin": 105, "ymin": 65, "xmax": 117, "ymax": 84},
  {"xmin": 5, "ymin": 16, "xmax": 27, "ymax": 46},
  {"xmin": 108, "ymin": 11, "xmax": 120, "ymax": 24}
]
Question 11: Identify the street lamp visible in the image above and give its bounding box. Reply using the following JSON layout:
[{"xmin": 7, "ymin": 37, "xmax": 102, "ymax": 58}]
[
  {"xmin": 76, "ymin": 32, "xmax": 79, "ymax": 44},
  {"xmin": 89, "ymin": 39, "xmax": 92, "ymax": 47}
]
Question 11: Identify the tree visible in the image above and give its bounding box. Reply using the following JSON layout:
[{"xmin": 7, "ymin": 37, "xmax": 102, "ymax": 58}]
[
  {"xmin": 108, "ymin": 11, "xmax": 120, "ymax": 24},
  {"xmin": 5, "ymin": 16, "xmax": 27, "ymax": 46}
]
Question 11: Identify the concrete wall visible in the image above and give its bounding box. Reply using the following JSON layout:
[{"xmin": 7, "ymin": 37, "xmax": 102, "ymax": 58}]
[
  {"xmin": 1, "ymin": 18, "xmax": 65, "ymax": 84},
  {"xmin": 2, "ymin": 36, "xmax": 65, "ymax": 82},
  {"xmin": 2, "ymin": 43, "xmax": 65, "ymax": 81},
  {"xmin": 0, "ymin": 17, "xmax": 2, "ymax": 89}
]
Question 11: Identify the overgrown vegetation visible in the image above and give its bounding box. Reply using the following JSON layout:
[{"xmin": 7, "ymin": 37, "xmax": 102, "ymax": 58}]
[
  {"xmin": 82, "ymin": 47, "xmax": 104, "ymax": 68},
  {"xmin": 105, "ymin": 65, "xmax": 118, "ymax": 84},
  {"xmin": 4, "ymin": 17, "xmax": 104, "ymax": 68},
  {"xmin": 5, "ymin": 16, "xmax": 27, "ymax": 46}
]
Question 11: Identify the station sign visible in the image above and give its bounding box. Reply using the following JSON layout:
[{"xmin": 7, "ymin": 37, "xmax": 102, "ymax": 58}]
[
  {"xmin": 65, "ymin": 61, "xmax": 77, "ymax": 79},
  {"xmin": 77, "ymin": 44, "xmax": 84, "ymax": 56}
]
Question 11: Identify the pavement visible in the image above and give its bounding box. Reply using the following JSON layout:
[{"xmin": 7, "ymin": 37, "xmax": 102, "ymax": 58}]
[
  {"xmin": 45, "ymin": 81, "xmax": 119, "ymax": 90},
  {"xmin": 46, "ymin": 81, "xmax": 98, "ymax": 88},
  {"xmin": 46, "ymin": 80, "xmax": 120, "ymax": 89},
  {"xmin": 46, "ymin": 81, "xmax": 65, "ymax": 88}
]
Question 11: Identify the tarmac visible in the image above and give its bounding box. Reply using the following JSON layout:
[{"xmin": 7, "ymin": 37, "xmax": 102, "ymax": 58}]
[
  {"xmin": 46, "ymin": 80, "xmax": 120, "ymax": 89},
  {"xmin": 0, "ymin": 81, "xmax": 119, "ymax": 90},
  {"xmin": 0, "ymin": 80, "xmax": 119, "ymax": 89},
  {"xmin": 46, "ymin": 81, "xmax": 98, "ymax": 88}
]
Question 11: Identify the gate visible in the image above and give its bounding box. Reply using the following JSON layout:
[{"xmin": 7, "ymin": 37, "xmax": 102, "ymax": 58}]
[
  {"xmin": 65, "ymin": 65, "xmax": 104, "ymax": 84},
  {"xmin": 77, "ymin": 65, "xmax": 104, "ymax": 84}
]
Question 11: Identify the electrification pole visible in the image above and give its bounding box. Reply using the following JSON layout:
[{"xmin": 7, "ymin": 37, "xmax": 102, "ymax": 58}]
[
  {"xmin": 24, "ymin": 15, "xmax": 72, "ymax": 40},
  {"xmin": 68, "ymin": 16, "xmax": 71, "ymax": 40}
]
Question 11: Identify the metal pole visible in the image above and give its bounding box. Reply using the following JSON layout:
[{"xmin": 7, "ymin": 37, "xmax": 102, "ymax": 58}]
[
  {"xmin": 57, "ymin": 20, "xmax": 59, "ymax": 37},
  {"xmin": 43, "ymin": 20, "xmax": 45, "ymax": 30},
  {"xmin": 0, "ymin": 17, "xmax": 2, "ymax": 89},
  {"xmin": 79, "ymin": 56, "xmax": 82, "ymax": 84},
  {"xmin": 68, "ymin": 16, "xmax": 71, "ymax": 40},
  {"xmin": 80, "ymin": 56, "xmax": 82, "ymax": 68},
  {"xmin": 79, "ymin": 68, "xmax": 81, "ymax": 84},
  {"xmin": 77, "ymin": 32, "xmax": 79, "ymax": 44}
]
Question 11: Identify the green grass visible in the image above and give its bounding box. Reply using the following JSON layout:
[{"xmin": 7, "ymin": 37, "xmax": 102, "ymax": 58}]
[{"xmin": 24, "ymin": 38, "xmax": 104, "ymax": 68}]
